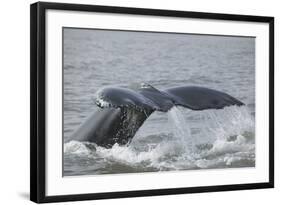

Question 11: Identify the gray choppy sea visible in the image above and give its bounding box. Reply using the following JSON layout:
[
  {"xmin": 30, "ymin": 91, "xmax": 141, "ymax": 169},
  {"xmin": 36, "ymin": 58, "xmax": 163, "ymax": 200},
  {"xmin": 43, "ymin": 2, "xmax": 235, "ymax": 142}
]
[{"xmin": 63, "ymin": 28, "xmax": 255, "ymax": 176}]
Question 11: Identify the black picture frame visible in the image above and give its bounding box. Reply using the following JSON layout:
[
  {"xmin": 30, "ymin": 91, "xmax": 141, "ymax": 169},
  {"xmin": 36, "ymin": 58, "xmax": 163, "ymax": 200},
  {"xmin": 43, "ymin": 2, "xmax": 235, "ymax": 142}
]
[{"xmin": 30, "ymin": 1, "xmax": 274, "ymax": 203}]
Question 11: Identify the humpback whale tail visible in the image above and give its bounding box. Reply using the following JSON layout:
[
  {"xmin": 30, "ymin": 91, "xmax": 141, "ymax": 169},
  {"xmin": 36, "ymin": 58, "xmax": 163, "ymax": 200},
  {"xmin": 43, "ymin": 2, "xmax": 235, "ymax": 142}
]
[{"xmin": 70, "ymin": 83, "xmax": 244, "ymax": 148}]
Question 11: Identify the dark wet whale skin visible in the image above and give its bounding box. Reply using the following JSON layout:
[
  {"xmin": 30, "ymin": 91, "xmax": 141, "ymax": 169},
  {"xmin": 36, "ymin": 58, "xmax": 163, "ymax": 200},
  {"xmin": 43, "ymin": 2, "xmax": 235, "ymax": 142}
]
[{"xmin": 69, "ymin": 84, "xmax": 244, "ymax": 148}]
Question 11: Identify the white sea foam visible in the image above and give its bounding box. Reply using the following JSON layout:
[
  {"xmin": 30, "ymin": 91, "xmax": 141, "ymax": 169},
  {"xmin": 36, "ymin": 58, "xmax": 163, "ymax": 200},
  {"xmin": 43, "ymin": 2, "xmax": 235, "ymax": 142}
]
[{"xmin": 64, "ymin": 141, "xmax": 94, "ymax": 155}]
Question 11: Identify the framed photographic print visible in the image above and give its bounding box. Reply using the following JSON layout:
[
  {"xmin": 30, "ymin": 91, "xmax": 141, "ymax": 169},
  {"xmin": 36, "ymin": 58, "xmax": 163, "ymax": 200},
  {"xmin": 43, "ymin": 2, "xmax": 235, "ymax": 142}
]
[{"xmin": 30, "ymin": 2, "xmax": 274, "ymax": 203}]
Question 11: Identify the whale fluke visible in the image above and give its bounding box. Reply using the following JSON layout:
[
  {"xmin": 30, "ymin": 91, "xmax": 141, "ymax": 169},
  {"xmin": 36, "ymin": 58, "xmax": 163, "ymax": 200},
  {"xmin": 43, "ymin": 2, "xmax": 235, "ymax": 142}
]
[{"xmin": 69, "ymin": 83, "xmax": 244, "ymax": 148}]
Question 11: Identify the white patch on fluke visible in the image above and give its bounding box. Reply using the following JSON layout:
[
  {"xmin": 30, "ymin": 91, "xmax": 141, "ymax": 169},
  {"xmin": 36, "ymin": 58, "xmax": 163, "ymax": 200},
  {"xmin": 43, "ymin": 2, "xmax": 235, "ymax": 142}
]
[
  {"xmin": 94, "ymin": 89, "xmax": 111, "ymax": 108},
  {"xmin": 96, "ymin": 97, "xmax": 111, "ymax": 108},
  {"xmin": 140, "ymin": 83, "xmax": 152, "ymax": 89}
]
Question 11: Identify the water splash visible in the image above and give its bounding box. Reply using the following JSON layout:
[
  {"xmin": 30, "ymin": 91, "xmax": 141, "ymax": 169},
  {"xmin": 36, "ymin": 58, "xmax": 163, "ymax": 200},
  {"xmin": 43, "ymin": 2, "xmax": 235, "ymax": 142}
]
[
  {"xmin": 64, "ymin": 140, "xmax": 96, "ymax": 155},
  {"xmin": 167, "ymin": 107, "xmax": 195, "ymax": 156},
  {"xmin": 202, "ymin": 106, "xmax": 255, "ymax": 141},
  {"xmin": 64, "ymin": 105, "xmax": 255, "ymax": 175}
]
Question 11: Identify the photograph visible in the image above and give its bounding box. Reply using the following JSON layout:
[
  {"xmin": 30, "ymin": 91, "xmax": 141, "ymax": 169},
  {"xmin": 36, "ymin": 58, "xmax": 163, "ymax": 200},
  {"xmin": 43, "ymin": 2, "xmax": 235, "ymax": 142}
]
[
  {"xmin": 30, "ymin": 2, "xmax": 274, "ymax": 202},
  {"xmin": 63, "ymin": 28, "xmax": 256, "ymax": 176}
]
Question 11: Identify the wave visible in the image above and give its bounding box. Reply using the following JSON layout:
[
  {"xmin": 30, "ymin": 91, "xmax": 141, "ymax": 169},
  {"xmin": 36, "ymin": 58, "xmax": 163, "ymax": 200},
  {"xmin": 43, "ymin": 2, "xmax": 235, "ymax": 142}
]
[{"xmin": 64, "ymin": 105, "xmax": 255, "ymax": 174}]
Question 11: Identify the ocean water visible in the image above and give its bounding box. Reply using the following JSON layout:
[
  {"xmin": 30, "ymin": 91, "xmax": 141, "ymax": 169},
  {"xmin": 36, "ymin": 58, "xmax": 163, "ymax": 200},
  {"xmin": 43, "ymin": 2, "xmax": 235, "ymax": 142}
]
[{"xmin": 63, "ymin": 28, "xmax": 255, "ymax": 176}]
